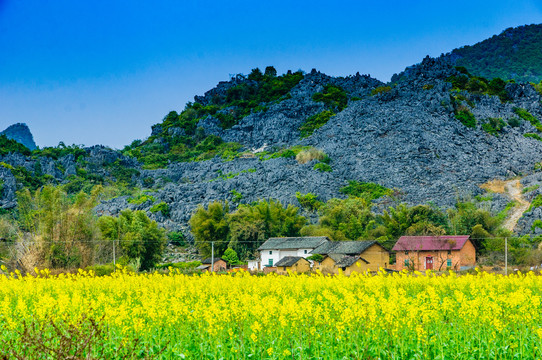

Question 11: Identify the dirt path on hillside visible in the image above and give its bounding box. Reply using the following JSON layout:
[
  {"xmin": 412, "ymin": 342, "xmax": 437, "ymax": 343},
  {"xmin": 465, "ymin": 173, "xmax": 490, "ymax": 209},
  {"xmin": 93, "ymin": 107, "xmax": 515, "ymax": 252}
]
[{"xmin": 481, "ymin": 179, "xmax": 530, "ymax": 232}]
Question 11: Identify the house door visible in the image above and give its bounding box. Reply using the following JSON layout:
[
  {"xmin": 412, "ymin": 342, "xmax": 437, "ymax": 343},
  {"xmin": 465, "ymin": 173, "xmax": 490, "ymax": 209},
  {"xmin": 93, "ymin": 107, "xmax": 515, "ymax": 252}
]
[{"xmin": 426, "ymin": 256, "xmax": 433, "ymax": 270}]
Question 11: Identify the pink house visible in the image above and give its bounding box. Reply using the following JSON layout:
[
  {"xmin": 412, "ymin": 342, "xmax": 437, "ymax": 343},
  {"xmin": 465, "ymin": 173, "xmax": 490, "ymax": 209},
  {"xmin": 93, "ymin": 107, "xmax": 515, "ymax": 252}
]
[{"xmin": 393, "ymin": 235, "xmax": 476, "ymax": 271}]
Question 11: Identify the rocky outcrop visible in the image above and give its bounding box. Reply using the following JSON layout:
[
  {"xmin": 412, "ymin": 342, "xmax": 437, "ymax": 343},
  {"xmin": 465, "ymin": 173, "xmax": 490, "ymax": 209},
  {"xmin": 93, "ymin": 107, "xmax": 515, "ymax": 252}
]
[
  {"xmin": 1, "ymin": 123, "xmax": 37, "ymax": 150},
  {"xmin": 4, "ymin": 55, "xmax": 542, "ymax": 237}
]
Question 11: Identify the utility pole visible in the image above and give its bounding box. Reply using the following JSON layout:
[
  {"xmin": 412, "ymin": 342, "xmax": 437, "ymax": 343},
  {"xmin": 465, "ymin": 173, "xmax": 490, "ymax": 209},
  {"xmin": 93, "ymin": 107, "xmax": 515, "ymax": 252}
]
[
  {"xmin": 505, "ymin": 237, "xmax": 508, "ymax": 276},
  {"xmin": 113, "ymin": 239, "xmax": 116, "ymax": 267},
  {"xmin": 211, "ymin": 242, "xmax": 215, "ymax": 273}
]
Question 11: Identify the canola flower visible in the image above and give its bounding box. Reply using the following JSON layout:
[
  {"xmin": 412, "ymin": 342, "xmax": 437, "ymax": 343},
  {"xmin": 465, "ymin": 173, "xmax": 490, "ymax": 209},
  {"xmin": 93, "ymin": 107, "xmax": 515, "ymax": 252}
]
[{"xmin": 0, "ymin": 267, "xmax": 542, "ymax": 358}]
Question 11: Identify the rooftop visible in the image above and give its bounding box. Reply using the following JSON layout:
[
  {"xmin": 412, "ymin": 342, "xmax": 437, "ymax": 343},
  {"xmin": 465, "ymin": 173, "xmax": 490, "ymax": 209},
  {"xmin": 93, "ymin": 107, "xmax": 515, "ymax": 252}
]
[
  {"xmin": 392, "ymin": 236, "xmax": 471, "ymax": 251},
  {"xmin": 258, "ymin": 237, "xmax": 330, "ymax": 251},
  {"xmin": 311, "ymin": 241, "xmax": 381, "ymax": 255},
  {"xmin": 275, "ymin": 256, "xmax": 309, "ymax": 267}
]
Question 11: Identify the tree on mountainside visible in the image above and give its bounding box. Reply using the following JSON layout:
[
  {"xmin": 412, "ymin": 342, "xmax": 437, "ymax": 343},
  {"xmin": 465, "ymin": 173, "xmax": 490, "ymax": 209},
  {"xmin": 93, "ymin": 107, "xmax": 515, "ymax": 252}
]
[{"xmin": 98, "ymin": 209, "xmax": 166, "ymax": 271}]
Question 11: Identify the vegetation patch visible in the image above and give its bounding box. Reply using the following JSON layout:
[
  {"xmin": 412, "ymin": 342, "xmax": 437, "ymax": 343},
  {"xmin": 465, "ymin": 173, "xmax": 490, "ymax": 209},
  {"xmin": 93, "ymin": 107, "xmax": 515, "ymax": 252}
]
[
  {"xmin": 0, "ymin": 135, "xmax": 31, "ymax": 156},
  {"xmin": 149, "ymin": 201, "xmax": 169, "ymax": 216},
  {"xmin": 313, "ymin": 163, "xmax": 332, "ymax": 172},
  {"xmin": 371, "ymin": 86, "xmax": 392, "ymax": 96},
  {"xmin": 295, "ymin": 192, "xmax": 323, "ymax": 212},
  {"xmin": 312, "ymin": 84, "xmax": 348, "ymax": 112},
  {"xmin": 514, "ymin": 107, "xmax": 542, "ymax": 131},
  {"xmin": 447, "ymin": 69, "xmax": 511, "ymax": 102},
  {"xmin": 481, "ymin": 117, "xmax": 506, "ymax": 136},
  {"xmin": 523, "ymin": 184, "xmax": 540, "ymax": 194},
  {"xmin": 299, "ymin": 110, "xmax": 336, "ymax": 138},
  {"xmin": 529, "ymin": 194, "xmax": 542, "ymax": 211},
  {"xmin": 340, "ymin": 180, "xmax": 392, "ymax": 201},
  {"xmin": 127, "ymin": 193, "xmax": 156, "ymax": 205},
  {"xmin": 524, "ymin": 133, "xmax": 542, "ymax": 141},
  {"xmin": 296, "ymin": 147, "xmax": 329, "ymax": 164},
  {"xmin": 455, "ymin": 107, "xmax": 477, "ymax": 128}
]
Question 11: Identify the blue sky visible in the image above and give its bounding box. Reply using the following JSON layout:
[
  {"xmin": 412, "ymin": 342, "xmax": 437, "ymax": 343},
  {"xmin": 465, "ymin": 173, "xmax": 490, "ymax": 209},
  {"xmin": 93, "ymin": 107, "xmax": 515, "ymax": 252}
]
[{"xmin": 0, "ymin": 0, "xmax": 541, "ymax": 148}]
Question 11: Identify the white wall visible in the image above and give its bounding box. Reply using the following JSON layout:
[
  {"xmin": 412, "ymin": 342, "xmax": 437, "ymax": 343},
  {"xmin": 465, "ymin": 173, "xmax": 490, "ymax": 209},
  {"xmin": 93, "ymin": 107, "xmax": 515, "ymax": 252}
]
[
  {"xmin": 260, "ymin": 248, "xmax": 315, "ymax": 267},
  {"xmin": 261, "ymin": 249, "xmax": 281, "ymax": 267}
]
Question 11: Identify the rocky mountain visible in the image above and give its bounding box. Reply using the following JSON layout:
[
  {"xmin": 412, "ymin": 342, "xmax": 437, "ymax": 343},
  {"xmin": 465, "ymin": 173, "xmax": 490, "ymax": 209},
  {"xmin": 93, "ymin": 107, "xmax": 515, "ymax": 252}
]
[
  {"xmin": 1, "ymin": 123, "xmax": 37, "ymax": 151},
  {"xmin": 441, "ymin": 24, "xmax": 542, "ymax": 83},
  {"xmin": 3, "ymin": 25, "xmax": 542, "ymax": 240}
]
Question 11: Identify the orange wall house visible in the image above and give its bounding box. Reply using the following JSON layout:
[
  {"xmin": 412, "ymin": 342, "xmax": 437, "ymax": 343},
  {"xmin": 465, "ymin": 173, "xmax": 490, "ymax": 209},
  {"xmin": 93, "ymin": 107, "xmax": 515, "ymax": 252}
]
[
  {"xmin": 311, "ymin": 241, "xmax": 390, "ymax": 275},
  {"xmin": 393, "ymin": 236, "xmax": 476, "ymax": 271},
  {"xmin": 275, "ymin": 256, "xmax": 311, "ymax": 274}
]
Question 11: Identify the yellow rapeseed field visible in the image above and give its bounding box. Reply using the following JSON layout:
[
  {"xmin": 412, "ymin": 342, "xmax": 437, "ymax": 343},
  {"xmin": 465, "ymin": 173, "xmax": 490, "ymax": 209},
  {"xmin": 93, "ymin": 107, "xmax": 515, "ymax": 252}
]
[{"xmin": 1, "ymin": 267, "xmax": 541, "ymax": 359}]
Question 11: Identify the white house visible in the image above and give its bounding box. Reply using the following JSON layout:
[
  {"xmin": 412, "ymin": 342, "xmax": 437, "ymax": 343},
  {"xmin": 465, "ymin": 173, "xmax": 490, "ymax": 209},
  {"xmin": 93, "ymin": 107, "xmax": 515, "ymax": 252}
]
[{"xmin": 257, "ymin": 236, "xmax": 330, "ymax": 269}]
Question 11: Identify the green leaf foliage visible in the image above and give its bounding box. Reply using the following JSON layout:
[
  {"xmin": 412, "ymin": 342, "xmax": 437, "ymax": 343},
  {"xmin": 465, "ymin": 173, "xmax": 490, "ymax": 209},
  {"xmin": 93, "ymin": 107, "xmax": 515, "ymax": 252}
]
[
  {"xmin": 313, "ymin": 163, "xmax": 332, "ymax": 172},
  {"xmin": 299, "ymin": 110, "xmax": 335, "ymax": 138},
  {"xmin": 189, "ymin": 199, "xmax": 306, "ymax": 260},
  {"xmin": 98, "ymin": 209, "xmax": 166, "ymax": 271},
  {"xmin": 514, "ymin": 107, "xmax": 542, "ymax": 132},
  {"xmin": 312, "ymin": 85, "xmax": 348, "ymax": 112},
  {"xmin": 340, "ymin": 181, "xmax": 392, "ymax": 201},
  {"xmin": 455, "ymin": 108, "xmax": 477, "ymax": 128},
  {"xmin": 481, "ymin": 118, "xmax": 506, "ymax": 136},
  {"xmin": 450, "ymin": 24, "xmax": 542, "ymax": 83},
  {"xmin": 524, "ymin": 133, "xmax": 542, "ymax": 142},
  {"xmin": 296, "ymin": 192, "xmax": 323, "ymax": 212},
  {"xmin": 150, "ymin": 202, "xmax": 169, "ymax": 217},
  {"xmin": 0, "ymin": 135, "xmax": 31, "ymax": 156}
]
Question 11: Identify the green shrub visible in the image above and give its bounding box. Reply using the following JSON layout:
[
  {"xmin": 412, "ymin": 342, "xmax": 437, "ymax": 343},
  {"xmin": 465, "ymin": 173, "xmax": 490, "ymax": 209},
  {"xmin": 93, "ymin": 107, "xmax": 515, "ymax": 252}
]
[
  {"xmin": 532, "ymin": 220, "xmax": 542, "ymax": 232},
  {"xmin": 529, "ymin": 195, "xmax": 542, "ymax": 211},
  {"xmin": 167, "ymin": 231, "xmax": 186, "ymax": 246},
  {"xmin": 422, "ymin": 84, "xmax": 434, "ymax": 90},
  {"xmin": 514, "ymin": 107, "xmax": 542, "ymax": 131},
  {"xmin": 340, "ymin": 180, "xmax": 392, "ymax": 201},
  {"xmin": 371, "ymin": 86, "xmax": 392, "ymax": 95},
  {"xmin": 296, "ymin": 192, "xmax": 323, "ymax": 211},
  {"xmin": 128, "ymin": 193, "xmax": 156, "ymax": 205},
  {"xmin": 230, "ymin": 190, "xmax": 243, "ymax": 203},
  {"xmin": 481, "ymin": 118, "xmax": 506, "ymax": 136},
  {"xmin": 524, "ymin": 133, "xmax": 542, "ymax": 141},
  {"xmin": 312, "ymin": 85, "xmax": 348, "ymax": 111},
  {"xmin": 84, "ymin": 264, "xmax": 116, "ymax": 276},
  {"xmin": 313, "ymin": 163, "xmax": 332, "ymax": 172},
  {"xmin": 0, "ymin": 135, "xmax": 31, "ymax": 156},
  {"xmin": 299, "ymin": 110, "xmax": 335, "ymax": 138},
  {"xmin": 523, "ymin": 185, "xmax": 540, "ymax": 193},
  {"xmin": 455, "ymin": 107, "xmax": 477, "ymax": 128},
  {"xmin": 150, "ymin": 201, "xmax": 169, "ymax": 216},
  {"xmin": 508, "ymin": 117, "xmax": 521, "ymax": 127}
]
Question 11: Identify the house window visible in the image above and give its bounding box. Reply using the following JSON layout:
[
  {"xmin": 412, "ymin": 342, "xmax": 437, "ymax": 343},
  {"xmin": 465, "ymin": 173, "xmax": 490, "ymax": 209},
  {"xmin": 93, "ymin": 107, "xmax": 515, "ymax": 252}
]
[
  {"xmin": 269, "ymin": 251, "xmax": 272, "ymax": 255},
  {"xmin": 447, "ymin": 259, "xmax": 452, "ymax": 267},
  {"xmin": 268, "ymin": 259, "xmax": 273, "ymax": 266},
  {"xmin": 283, "ymin": 267, "xmax": 286, "ymax": 271},
  {"xmin": 404, "ymin": 259, "xmax": 409, "ymax": 266},
  {"xmin": 304, "ymin": 250, "xmax": 308, "ymax": 254},
  {"xmin": 447, "ymin": 250, "xmax": 452, "ymax": 255},
  {"xmin": 404, "ymin": 251, "xmax": 408, "ymax": 255}
]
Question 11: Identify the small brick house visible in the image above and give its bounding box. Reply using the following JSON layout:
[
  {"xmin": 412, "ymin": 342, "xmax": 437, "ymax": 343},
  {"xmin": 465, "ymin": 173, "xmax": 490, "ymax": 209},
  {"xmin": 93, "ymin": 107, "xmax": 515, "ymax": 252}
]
[
  {"xmin": 311, "ymin": 241, "xmax": 390, "ymax": 274},
  {"xmin": 392, "ymin": 236, "xmax": 476, "ymax": 271},
  {"xmin": 197, "ymin": 257, "xmax": 228, "ymax": 272},
  {"xmin": 275, "ymin": 256, "xmax": 311, "ymax": 275}
]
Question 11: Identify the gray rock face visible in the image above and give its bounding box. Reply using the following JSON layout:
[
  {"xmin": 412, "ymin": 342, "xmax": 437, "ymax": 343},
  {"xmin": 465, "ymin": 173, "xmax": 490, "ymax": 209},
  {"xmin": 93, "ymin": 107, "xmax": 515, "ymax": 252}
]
[
  {"xmin": 5, "ymin": 57, "xmax": 542, "ymax": 237},
  {"xmin": 1, "ymin": 123, "xmax": 37, "ymax": 150}
]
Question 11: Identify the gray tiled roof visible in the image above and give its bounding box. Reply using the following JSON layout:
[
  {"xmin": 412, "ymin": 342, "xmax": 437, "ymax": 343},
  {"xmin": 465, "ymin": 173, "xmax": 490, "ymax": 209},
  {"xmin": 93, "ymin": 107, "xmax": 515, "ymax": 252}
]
[
  {"xmin": 275, "ymin": 256, "xmax": 308, "ymax": 267},
  {"xmin": 335, "ymin": 256, "xmax": 369, "ymax": 267},
  {"xmin": 328, "ymin": 253, "xmax": 345, "ymax": 263},
  {"xmin": 311, "ymin": 241, "xmax": 380, "ymax": 255},
  {"xmin": 258, "ymin": 237, "xmax": 330, "ymax": 250},
  {"xmin": 201, "ymin": 257, "xmax": 225, "ymax": 264}
]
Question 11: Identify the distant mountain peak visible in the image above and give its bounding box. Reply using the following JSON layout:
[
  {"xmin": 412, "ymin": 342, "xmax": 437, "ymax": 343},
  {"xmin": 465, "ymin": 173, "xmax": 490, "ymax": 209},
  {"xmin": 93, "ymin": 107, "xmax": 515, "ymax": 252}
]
[{"xmin": 1, "ymin": 123, "xmax": 37, "ymax": 150}]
